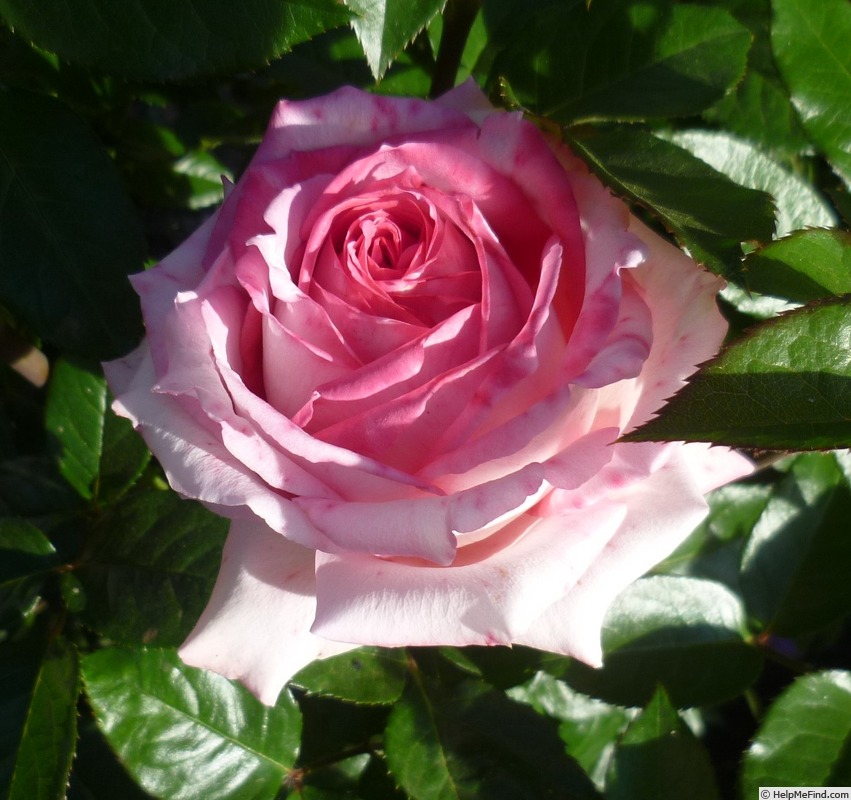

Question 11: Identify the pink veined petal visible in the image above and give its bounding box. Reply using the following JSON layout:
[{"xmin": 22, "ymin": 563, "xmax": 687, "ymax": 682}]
[
  {"xmin": 295, "ymin": 303, "xmax": 481, "ymax": 433},
  {"xmin": 262, "ymin": 308, "xmax": 358, "ymax": 419},
  {"xmin": 179, "ymin": 519, "xmax": 355, "ymax": 706},
  {"xmin": 424, "ymin": 238, "xmax": 569, "ymax": 464},
  {"xmin": 421, "ymin": 385, "xmax": 600, "ymax": 495},
  {"xmin": 294, "ymin": 462, "xmax": 546, "ymax": 565},
  {"xmin": 572, "ymin": 274, "xmax": 653, "ymax": 388},
  {"xmin": 105, "ymin": 343, "xmax": 334, "ymax": 550},
  {"xmin": 213, "ymin": 353, "xmax": 443, "ymax": 502},
  {"xmin": 307, "ymin": 280, "xmax": 426, "ymax": 363},
  {"xmin": 536, "ymin": 440, "xmax": 677, "ymax": 515},
  {"xmin": 311, "ymin": 346, "xmax": 502, "ymax": 474},
  {"xmin": 310, "ymin": 501, "xmax": 626, "ymax": 647},
  {"xmin": 678, "ymin": 442, "xmax": 755, "ymax": 494},
  {"xmin": 255, "ymin": 88, "xmax": 477, "ymax": 164},
  {"xmin": 131, "ymin": 211, "xmax": 222, "ymax": 374},
  {"xmin": 557, "ymin": 168, "xmax": 648, "ymax": 384},
  {"xmin": 256, "ymin": 173, "xmax": 334, "ymax": 272},
  {"xmin": 513, "ymin": 445, "xmax": 752, "ymax": 665},
  {"xmin": 151, "ymin": 281, "xmax": 346, "ymax": 503},
  {"xmin": 143, "ymin": 250, "xmax": 441, "ymax": 505}
]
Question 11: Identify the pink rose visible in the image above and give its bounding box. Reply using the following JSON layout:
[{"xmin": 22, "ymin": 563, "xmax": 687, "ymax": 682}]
[{"xmin": 105, "ymin": 82, "xmax": 752, "ymax": 705}]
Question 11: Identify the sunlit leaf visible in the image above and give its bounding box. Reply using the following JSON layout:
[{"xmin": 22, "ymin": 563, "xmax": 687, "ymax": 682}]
[
  {"xmin": 606, "ymin": 687, "xmax": 720, "ymax": 800},
  {"xmin": 384, "ymin": 671, "xmax": 600, "ymax": 800},
  {"xmin": 702, "ymin": 0, "xmax": 810, "ymax": 156},
  {"xmin": 0, "ymin": 634, "xmax": 80, "ymax": 800},
  {"xmin": 83, "ymin": 647, "xmax": 302, "ymax": 800},
  {"xmin": 771, "ymin": 0, "xmax": 851, "ymax": 188},
  {"xmin": 665, "ymin": 129, "xmax": 836, "ymax": 236},
  {"xmin": 76, "ymin": 482, "xmax": 227, "ymax": 647},
  {"xmin": 740, "ymin": 452, "xmax": 851, "ymax": 636},
  {"xmin": 626, "ymin": 298, "xmax": 851, "ymax": 449},
  {"xmin": 292, "ymin": 648, "xmax": 408, "ymax": 705},
  {"xmin": 568, "ymin": 126, "xmax": 775, "ymax": 278},
  {"xmin": 741, "ymin": 670, "xmax": 851, "ymax": 793},
  {"xmin": 96, "ymin": 403, "xmax": 151, "ymax": 504},
  {"xmin": 742, "ymin": 230, "xmax": 851, "ymax": 303},
  {"xmin": 508, "ymin": 672, "xmax": 632, "ymax": 789},
  {"xmin": 344, "ymin": 0, "xmax": 445, "ymax": 80},
  {"xmin": 563, "ymin": 576, "xmax": 762, "ymax": 708},
  {"xmin": 44, "ymin": 359, "xmax": 106, "ymax": 500}
]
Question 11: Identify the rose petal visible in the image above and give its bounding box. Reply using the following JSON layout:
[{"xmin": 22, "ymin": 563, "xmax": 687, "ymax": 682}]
[
  {"xmin": 105, "ymin": 344, "xmax": 333, "ymax": 550},
  {"xmin": 255, "ymin": 88, "xmax": 476, "ymax": 163},
  {"xmin": 514, "ymin": 445, "xmax": 752, "ymax": 664},
  {"xmin": 295, "ymin": 462, "xmax": 547, "ymax": 564},
  {"xmin": 179, "ymin": 519, "xmax": 354, "ymax": 706},
  {"xmin": 622, "ymin": 217, "xmax": 730, "ymax": 431},
  {"xmin": 311, "ymin": 501, "xmax": 626, "ymax": 647}
]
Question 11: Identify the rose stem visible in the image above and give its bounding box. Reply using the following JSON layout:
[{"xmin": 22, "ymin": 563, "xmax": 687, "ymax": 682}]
[{"xmin": 430, "ymin": 0, "xmax": 482, "ymax": 98}]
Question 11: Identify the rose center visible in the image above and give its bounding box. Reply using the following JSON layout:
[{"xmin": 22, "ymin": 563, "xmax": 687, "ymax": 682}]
[{"xmin": 353, "ymin": 212, "xmax": 420, "ymax": 278}]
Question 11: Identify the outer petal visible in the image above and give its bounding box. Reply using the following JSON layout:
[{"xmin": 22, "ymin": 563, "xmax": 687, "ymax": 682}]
[
  {"xmin": 311, "ymin": 502, "xmax": 626, "ymax": 647},
  {"xmin": 255, "ymin": 88, "xmax": 477, "ymax": 163},
  {"xmin": 179, "ymin": 519, "xmax": 354, "ymax": 706},
  {"xmin": 106, "ymin": 344, "xmax": 336, "ymax": 550},
  {"xmin": 514, "ymin": 445, "xmax": 752, "ymax": 664},
  {"xmin": 623, "ymin": 217, "xmax": 731, "ymax": 431}
]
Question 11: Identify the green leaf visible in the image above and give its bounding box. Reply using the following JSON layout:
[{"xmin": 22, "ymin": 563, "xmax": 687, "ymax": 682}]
[
  {"xmin": 567, "ymin": 126, "xmax": 775, "ymax": 278},
  {"xmin": 508, "ymin": 672, "xmax": 632, "ymax": 789},
  {"xmin": 296, "ymin": 693, "xmax": 391, "ymax": 773},
  {"xmin": 0, "ymin": 0, "xmax": 351, "ymax": 82},
  {"xmin": 625, "ymin": 298, "xmax": 851, "ymax": 449},
  {"xmin": 563, "ymin": 576, "xmax": 762, "ymax": 709},
  {"xmin": 771, "ymin": 0, "xmax": 851, "ymax": 189},
  {"xmin": 741, "ymin": 670, "xmax": 851, "ymax": 793},
  {"xmin": 96, "ymin": 403, "xmax": 150, "ymax": 504},
  {"xmin": 292, "ymin": 648, "xmax": 408, "ymax": 705},
  {"xmin": 0, "ymin": 634, "xmax": 81, "ymax": 800},
  {"xmin": 740, "ymin": 452, "xmax": 851, "ymax": 636},
  {"xmin": 76, "ymin": 481, "xmax": 227, "ymax": 647},
  {"xmin": 0, "ymin": 457, "xmax": 81, "ymax": 517},
  {"xmin": 82, "ymin": 647, "xmax": 301, "ymax": 800},
  {"xmin": 384, "ymin": 672, "xmax": 600, "ymax": 800},
  {"xmin": 654, "ymin": 481, "xmax": 773, "ymax": 597},
  {"xmin": 44, "ymin": 360, "xmax": 106, "ymax": 500},
  {"xmin": 702, "ymin": 0, "xmax": 810, "ymax": 156},
  {"xmin": 0, "ymin": 519, "xmax": 57, "ymax": 637},
  {"xmin": 606, "ymin": 686, "xmax": 720, "ymax": 800},
  {"xmin": 0, "ymin": 89, "xmax": 145, "ymax": 359},
  {"xmin": 172, "ymin": 151, "xmax": 232, "ymax": 211},
  {"xmin": 664, "ymin": 129, "xmax": 837, "ymax": 236},
  {"xmin": 494, "ymin": 0, "xmax": 751, "ymax": 123},
  {"xmin": 742, "ymin": 230, "xmax": 851, "ymax": 303},
  {"xmin": 345, "ymin": 0, "xmax": 446, "ymax": 80}
]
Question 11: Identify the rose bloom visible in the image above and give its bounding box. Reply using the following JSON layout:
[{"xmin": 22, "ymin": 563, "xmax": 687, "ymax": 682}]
[{"xmin": 105, "ymin": 82, "xmax": 752, "ymax": 705}]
